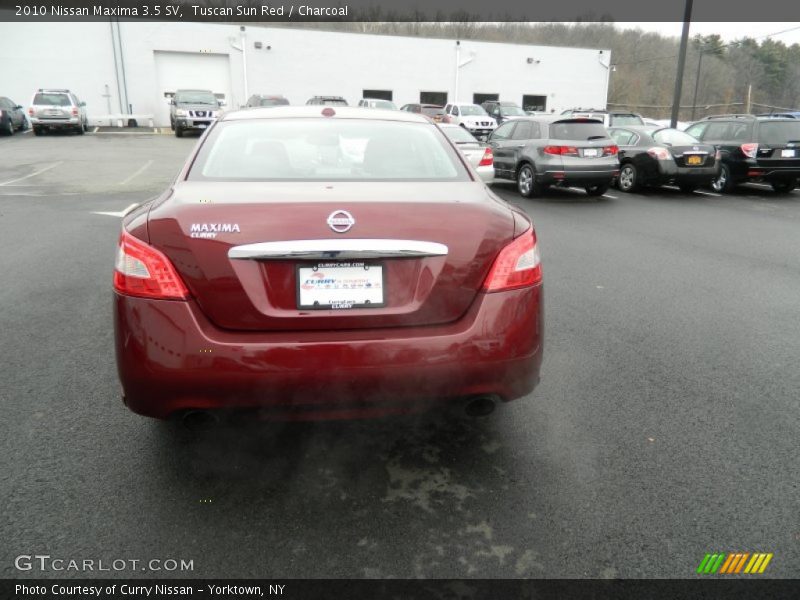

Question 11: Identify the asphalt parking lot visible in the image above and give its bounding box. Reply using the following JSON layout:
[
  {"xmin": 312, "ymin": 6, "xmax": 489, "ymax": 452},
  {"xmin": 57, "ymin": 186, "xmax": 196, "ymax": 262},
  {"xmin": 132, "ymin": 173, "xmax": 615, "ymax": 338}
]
[{"xmin": 1, "ymin": 130, "xmax": 798, "ymax": 579}]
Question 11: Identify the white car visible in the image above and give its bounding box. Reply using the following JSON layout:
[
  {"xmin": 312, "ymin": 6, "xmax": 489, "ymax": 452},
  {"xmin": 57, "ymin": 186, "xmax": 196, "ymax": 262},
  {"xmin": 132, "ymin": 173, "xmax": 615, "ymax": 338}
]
[
  {"xmin": 443, "ymin": 103, "xmax": 497, "ymax": 140},
  {"xmin": 438, "ymin": 123, "xmax": 494, "ymax": 183}
]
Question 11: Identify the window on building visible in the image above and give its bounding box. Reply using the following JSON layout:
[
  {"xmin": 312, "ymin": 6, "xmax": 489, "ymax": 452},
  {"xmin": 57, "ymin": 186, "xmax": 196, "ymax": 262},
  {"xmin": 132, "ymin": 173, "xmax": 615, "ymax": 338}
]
[
  {"xmin": 363, "ymin": 89, "xmax": 393, "ymax": 101},
  {"xmin": 420, "ymin": 91, "xmax": 447, "ymax": 105},
  {"xmin": 522, "ymin": 95, "xmax": 547, "ymax": 112},
  {"xmin": 473, "ymin": 93, "xmax": 499, "ymax": 105}
]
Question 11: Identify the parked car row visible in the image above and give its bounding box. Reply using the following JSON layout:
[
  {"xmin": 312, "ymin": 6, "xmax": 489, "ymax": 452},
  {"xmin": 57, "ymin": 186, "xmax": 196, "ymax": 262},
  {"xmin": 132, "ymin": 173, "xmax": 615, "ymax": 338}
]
[{"xmin": 0, "ymin": 89, "xmax": 88, "ymax": 136}]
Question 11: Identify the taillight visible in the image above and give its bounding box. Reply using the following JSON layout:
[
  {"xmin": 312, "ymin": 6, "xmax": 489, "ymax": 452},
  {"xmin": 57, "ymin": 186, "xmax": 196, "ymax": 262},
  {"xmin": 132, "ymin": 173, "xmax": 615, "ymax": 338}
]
[
  {"xmin": 28, "ymin": 108, "xmax": 34, "ymax": 116},
  {"xmin": 113, "ymin": 230, "xmax": 189, "ymax": 300},
  {"xmin": 740, "ymin": 143, "xmax": 758, "ymax": 158},
  {"xmin": 647, "ymin": 147, "xmax": 671, "ymax": 160},
  {"xmin": 543, "ymin": 145, "xmax": 579, "ymax": 156},
  {"xmin": 478, "ymin": 147, "xmax": 493, "ymax": 166},
  {"xmin": 482, "ymin": 228, "xmax": 542, "ymax": 292},
  {"xmin": 71, "ymin": 107, "xmax": 78, "ymax": 116},
  {"xmin": 603, "ymin": 145, "xmax": 619, "ymax": 156}
]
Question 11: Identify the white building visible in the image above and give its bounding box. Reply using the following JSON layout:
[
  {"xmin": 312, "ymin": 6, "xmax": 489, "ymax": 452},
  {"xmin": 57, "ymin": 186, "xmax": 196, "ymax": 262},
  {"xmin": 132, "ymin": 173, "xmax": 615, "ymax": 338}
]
[{"xmin": 0, "ymin": 21, "xmax": 612, "ymax": 126}]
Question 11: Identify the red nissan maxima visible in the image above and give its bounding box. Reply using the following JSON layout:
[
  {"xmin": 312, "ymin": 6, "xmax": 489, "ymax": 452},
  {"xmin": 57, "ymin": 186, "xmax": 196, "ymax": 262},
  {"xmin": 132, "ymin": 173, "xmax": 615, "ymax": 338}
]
[{"xmin": 113, "ymin": 106, "xmax": 543, "ymax": 422}]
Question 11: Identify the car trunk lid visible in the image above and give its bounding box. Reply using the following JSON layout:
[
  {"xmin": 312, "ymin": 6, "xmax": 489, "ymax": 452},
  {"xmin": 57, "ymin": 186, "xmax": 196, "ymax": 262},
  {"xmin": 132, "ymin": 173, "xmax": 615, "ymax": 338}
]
[{"xmin": 147, "ymin": 181, "xmax": 514, "ymax": 331}]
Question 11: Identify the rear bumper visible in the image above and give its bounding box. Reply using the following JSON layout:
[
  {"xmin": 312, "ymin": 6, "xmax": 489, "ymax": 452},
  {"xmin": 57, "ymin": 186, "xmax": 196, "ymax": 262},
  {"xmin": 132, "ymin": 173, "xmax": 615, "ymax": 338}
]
[
  {"xmin": 114, "ymin": 285, "xmax": 543, "ymax": 420},
  {"xmin": 30, "ymin": 117, "xmax": 80, "ymax": 128},
  {"xmin": 654, "ymin": 163, "xmax": 720, "ymax": 185},
  {"xmin": 539, "ymin": 168, "xmax": 618, "ymax": 186}
]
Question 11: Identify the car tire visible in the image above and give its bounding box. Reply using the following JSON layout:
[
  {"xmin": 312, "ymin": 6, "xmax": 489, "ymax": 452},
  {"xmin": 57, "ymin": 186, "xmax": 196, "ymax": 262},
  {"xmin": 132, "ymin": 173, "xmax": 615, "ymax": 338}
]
[
  {"xmin": 33, "ymin": 126, "xmax": 43, "ymax": 136},
  {"xmin": 516, "ymin": 163, "xmax": 541, "ymax": 198},
  {"xmin": 679, "ymin": 184, "xmax": 698, "ymax": 194},
  {"xmin": 3, "ymin": 118, "xmax": 13, "ymax": 136},
  {"xmin": 20, "ymin": 118, "xmax": 29, "ymax": 131},
  {"xmin": 617, "ymin": 163, "xmax": 639, "ymax": 192},
  {"xmin": 170, "ymin": 119, "xmax": 175, "ymax": 131},
  {"xmin": 770, "ymin": 180, "xmax": 796, "ymax": 193},
  {"xmin": 76, "ymin": 123, "xmax": 84, "ymax": 135},
  {"xmin": 175, "ymin": 127, "xmax": 183, "ymax": 138},
  {"xmin": 710, "ymin": 163, "xmax": 734, "ymax": 193},
  {"xmin": 82, "ymin": 120, "xmax": 89, "ymax": 133},
  {"xmin": 585, "ymin": 183, "xmax": 610, "ymax": 197}
]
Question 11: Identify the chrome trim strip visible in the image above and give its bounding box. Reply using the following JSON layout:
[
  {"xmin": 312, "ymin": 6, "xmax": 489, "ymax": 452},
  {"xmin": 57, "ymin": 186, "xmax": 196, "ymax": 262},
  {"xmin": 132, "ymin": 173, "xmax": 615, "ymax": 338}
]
[{"xmin": 228, "ymin": 239, "xmax": 449, "ymax": 260}]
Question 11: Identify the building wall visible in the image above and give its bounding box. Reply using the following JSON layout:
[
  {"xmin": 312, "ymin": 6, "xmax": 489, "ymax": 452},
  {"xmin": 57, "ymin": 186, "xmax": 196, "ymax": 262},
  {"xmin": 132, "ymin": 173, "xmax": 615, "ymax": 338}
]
[{"xmin": 0, "ymin": 20, "xmax": 611, "ymax": 126}]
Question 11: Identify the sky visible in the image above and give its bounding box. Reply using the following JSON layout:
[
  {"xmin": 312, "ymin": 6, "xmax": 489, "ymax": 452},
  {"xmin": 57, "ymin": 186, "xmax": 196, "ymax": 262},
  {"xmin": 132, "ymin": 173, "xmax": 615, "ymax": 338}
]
[{"xmin": 617, "ymin": 22, "xmax": 800, "ymax": 45}]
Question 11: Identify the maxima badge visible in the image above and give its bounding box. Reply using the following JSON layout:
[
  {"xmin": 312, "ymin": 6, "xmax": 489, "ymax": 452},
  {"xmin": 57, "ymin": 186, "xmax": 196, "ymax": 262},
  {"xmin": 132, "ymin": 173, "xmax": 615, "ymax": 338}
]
[{"xmin": 327, "ymin": 210, "xmax": 355, "ymax": 233}]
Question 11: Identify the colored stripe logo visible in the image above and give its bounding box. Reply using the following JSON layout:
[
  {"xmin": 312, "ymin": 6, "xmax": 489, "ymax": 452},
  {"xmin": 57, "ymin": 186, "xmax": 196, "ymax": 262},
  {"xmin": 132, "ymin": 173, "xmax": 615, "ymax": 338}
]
[{"xmin": 697, "ymin": 552, "xmax": 773, "ymax": 574}]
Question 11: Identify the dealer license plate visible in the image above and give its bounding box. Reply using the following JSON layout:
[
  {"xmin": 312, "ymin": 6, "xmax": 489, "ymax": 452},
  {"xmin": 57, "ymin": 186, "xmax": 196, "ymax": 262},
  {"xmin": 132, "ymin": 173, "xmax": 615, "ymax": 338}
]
[
  {"xmin": 781, "ymin": 149, "xmax": 795, "ymax": 157},
  {"xmin": 583, "ymin": 148, "xmax": 599, "ymax": 157},
  {"xmin": 297, "ymin": 262, "xmax": 384, "ymax": 309}
]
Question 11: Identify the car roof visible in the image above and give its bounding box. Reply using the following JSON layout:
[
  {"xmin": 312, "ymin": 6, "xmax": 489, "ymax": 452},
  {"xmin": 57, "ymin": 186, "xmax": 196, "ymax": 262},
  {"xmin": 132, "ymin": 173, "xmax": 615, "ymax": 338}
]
[{"xmin": 222, "ymin": 105, "xmax": 429, "ymax": 123}]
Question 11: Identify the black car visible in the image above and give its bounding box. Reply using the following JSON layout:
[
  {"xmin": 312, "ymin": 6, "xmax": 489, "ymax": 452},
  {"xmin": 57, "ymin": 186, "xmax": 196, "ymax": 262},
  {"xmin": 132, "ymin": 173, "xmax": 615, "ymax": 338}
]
[
  {"xmin": 245, "ymin": 94, "xmax": 289, "ymax": 108},
  {"xmin": 306, "ymin": 96, "xmax": 348, "ymax": 106},
  {"xmin": 685, "ymin": 114, "xmax": 800, "ymax": 193},
  {"xmin": 481, "ymin": 101, "xmax": 527, "ymax": 125},
  {"xmin": 0, "ymin": 96, "xmax": 28, "ymax": 135},
  {"xmin": 608, "ymin": 126, "xmax": 720, "ymax": 193}
]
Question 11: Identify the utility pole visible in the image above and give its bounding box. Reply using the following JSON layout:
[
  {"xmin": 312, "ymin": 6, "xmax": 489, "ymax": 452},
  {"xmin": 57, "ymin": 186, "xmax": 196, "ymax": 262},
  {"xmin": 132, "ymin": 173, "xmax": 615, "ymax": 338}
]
[
  {"xmin": 690, "ymin": 47, "xmax": 704, "ymax": 121},
  {"xmin": 670, "ymin": 0, "xmax": 693, "ymax": 128}
]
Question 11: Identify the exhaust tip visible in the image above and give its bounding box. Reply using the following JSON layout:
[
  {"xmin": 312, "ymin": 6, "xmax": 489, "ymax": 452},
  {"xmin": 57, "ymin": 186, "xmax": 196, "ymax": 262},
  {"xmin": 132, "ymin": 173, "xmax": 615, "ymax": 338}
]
[
  {"xmin": 464, "ymin": 396, "xmax": 497, "ymax": 418},
  {"xmin": 180, "ymin": 410, "xmax": 219, "ymax": 431}
]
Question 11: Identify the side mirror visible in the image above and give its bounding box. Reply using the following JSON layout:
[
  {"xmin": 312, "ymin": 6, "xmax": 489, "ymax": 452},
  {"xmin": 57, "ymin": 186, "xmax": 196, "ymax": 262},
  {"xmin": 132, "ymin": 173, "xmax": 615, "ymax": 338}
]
[
  {"xmin": 15, "ymin": 105, "xmax": 22, "ymax": 110},
  {"xmin": 218, "ymin": 100, "xmax": 226, "ymax": 107},
  {"xmin": 79, "ymin": 102, "xmax": 86, "ymax": 107}
]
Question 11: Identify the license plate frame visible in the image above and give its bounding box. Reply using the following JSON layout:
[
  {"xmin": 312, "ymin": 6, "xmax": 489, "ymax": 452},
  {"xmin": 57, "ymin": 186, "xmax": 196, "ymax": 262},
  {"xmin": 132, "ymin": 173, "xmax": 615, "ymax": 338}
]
[
  {"xmin": 781, "ymin": 149, "xmax": 795, "ymax": 158},
  {"xmin": 686, "ymin": 155, "xmax": 703, "ymax": 165},
  {"xmin": 296, "ymin": 261, "xmax": 385, "ymax": 310}
]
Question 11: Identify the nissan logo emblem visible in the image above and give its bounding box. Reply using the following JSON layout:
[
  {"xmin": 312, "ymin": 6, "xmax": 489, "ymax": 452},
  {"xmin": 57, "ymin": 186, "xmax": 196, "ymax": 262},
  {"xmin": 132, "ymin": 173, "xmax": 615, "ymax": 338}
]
[{"xmin": 327, "ymin": 210, "xmax": 355, "ymax": 233}]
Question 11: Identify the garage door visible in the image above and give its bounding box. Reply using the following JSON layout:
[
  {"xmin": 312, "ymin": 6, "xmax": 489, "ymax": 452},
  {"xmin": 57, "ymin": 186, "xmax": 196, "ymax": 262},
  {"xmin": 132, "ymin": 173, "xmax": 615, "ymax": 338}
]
[{"xmin": 153, "ymin": 51, "xmax": 233, "ymax": 126}]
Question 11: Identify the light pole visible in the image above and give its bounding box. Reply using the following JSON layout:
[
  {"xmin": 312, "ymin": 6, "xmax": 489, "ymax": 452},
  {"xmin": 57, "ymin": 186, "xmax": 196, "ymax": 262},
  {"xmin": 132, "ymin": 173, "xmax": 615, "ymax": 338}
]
[
  {"xmin": 670, "ymin": 0, "xmax": 693, "ymax": 128},
  {"xmin": 690, "ymin": 48, "xmax": 704, "ymax": 122}
]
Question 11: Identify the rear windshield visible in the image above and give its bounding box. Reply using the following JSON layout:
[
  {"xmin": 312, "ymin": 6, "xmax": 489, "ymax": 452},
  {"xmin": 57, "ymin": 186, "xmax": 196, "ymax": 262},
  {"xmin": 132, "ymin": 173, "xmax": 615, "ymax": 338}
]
[
  {"xmin": 260, "ymin": 98, "xmax": 289, "ymax": 107},
  {"xmin": 175, "ymin": 91, "xmax": 217, "ymax": 105},
  {"xmin": 549, "ymin": 121, "xmax": 610, "ymax": 141},
  {"xmin": 441, "ymin": 126, "xmax": 478, "ymax": 144},
  {"xmin": 421, "ymin": 106, "xmax": 444, "ymax": 117},
  {"xmin": 611, "ymin": 114, "xmax": 645, "ymax": 126},
  {"xmin": 189, "ymin": 119, "xmax": 469, "ymax": 181},
  {"xmin": 368, "ymin": 100, "xmax": 396, "ymax": 109},
  {"xmin": 653, "ymin": 129, "xmax": 701, "ymax": 145},
  {"xmin": 758, "ymin": 121, "xmax": 800, "ymax": 144},
  {"xmin": 459, "ymin": 105, "xmax": 488, "ymax": 116},
  {"xmin": 33, "ymin": 93, "xmax": 71, "ymax": 106}
]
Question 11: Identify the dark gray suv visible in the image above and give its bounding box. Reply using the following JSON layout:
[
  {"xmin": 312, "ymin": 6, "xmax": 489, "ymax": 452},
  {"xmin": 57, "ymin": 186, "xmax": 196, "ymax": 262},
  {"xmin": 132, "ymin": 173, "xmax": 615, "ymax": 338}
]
[
  {"xmin": 170, "ymin": 89, "xmax": 224, "ymax": 137},
  {"xmin": 488, "ymin": 116, "xmax": 620, "ymax": 197}
]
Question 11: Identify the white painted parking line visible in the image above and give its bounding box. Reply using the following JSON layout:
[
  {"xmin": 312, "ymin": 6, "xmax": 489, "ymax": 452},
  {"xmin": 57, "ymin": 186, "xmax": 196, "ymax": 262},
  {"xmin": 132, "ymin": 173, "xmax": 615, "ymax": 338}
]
[
  {"xmin": 602, "ymin": 194, "xmax": 617, "ymax": 199},
  {"xmin": 0, "ymin": 161, "xmax": 62, "ymax": 186},
  {"xmin": 694, "ymin": 190, "xmax": 721, "ymax": 197},
  {"xmin": 119, "ymin": 160, "xmax": 154, "ymax": 186},
  {"xmin": 748, "ymin": 182, "xmax": 772, "ymax": 189},
  {"xmin": 92, "ymin": 203, "xmax": 140, "ymax": 218}
]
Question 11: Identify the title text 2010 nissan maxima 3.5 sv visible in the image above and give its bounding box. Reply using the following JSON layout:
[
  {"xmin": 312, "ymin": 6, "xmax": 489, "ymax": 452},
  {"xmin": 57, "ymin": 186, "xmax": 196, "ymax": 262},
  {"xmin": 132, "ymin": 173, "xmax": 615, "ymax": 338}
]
[{"xmin": 113, "ymin": 107, "xmax": 543, "ymax": 422}]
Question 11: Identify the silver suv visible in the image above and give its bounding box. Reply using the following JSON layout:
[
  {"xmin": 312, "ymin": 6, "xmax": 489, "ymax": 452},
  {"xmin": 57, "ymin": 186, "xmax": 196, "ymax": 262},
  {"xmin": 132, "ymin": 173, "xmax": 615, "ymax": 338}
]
[
  {"xmin": 29, "ymin": 89, "xmax": 88, "ymax": 135},
  {"xmin": 487, "ymin": 116, "xmax": 620, "ymax": 197}
]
